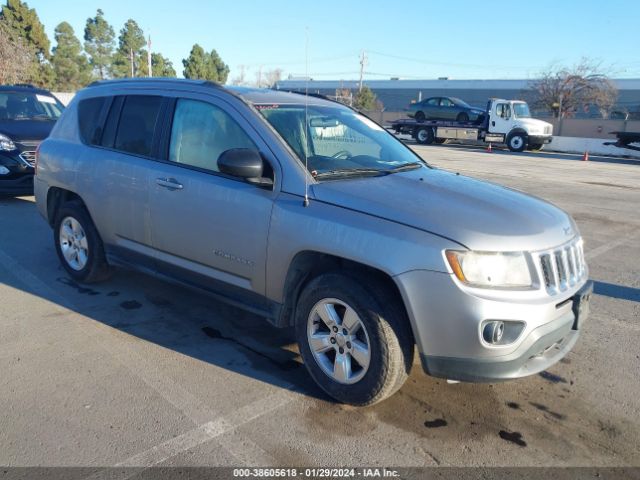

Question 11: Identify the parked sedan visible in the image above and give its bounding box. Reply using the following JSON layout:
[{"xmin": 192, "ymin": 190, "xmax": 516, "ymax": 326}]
[
  {"xmin": 408, "ymin": 96, "xmax": 485, "ymax": 123},
  {"xmin": 0, "ymin": 85, "xmax": 65, "ymax": 196}
]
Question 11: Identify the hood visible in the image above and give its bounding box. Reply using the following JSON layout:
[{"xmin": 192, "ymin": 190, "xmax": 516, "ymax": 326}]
[
  {"xmin": 311, "ymin": 168, "xmax": 575, "ymax": 252},
  {"xmin": 514, "ymin": 117, "xmax": 553, "ymax": 134},
  {"xmin": 0, "ymin": 119, "xmax": 56, "ymax": 142}
]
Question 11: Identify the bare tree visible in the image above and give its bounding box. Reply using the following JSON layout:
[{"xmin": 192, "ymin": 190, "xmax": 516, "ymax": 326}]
[
  {"xmin": 231, "ymin": 64, "xmax": 248, "ymax": 85},
  {"xmin": 527, "ymin": 59, "xmax": 618, "ymax": 118},
  {"xmin": 263, "ymin": 68, "xmax": 283, "ymax": 88},
  {"xmin": 0, "ymin": 22, "xmax": 33, "ymax": 85}
]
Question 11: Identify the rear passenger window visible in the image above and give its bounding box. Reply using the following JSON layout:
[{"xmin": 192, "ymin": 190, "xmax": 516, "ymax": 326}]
[
  {"xmin": 113, "ymin": 95, "xmax": 163, "ymax": 156},
  {"xmin": 78, "ymin": 97, "xmax": 107, "ymax": 145}
]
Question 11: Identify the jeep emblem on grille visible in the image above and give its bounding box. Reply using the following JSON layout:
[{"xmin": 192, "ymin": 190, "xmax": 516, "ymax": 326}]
[{"xmin": 563, "ymin": 227, "xmax": 572, "ymax": 236}]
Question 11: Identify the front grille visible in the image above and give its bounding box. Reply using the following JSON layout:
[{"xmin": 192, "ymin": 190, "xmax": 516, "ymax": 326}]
[
  {"xmin": 537, "ymin": 238, "xmax": 586, "ymax": 294},
  {"xmin": 19, "ymin": 150, "xmax": 36, "ymax": 166}
]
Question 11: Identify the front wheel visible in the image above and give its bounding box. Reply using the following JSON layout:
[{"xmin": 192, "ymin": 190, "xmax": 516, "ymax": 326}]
[
  {"xmin": 295, "ymin": 273, "xmax": 414, "ymax": 406},
  {"xmin": 415, "ymin": 126, "xmax": 434, "ymax": 145},
  {"xmin": 456, "ymin": 112, "xmax": 469, "ymax": 122},
  {"xmin": 506, "ymin": 132, "xmax": 527, "ymax": 152}
]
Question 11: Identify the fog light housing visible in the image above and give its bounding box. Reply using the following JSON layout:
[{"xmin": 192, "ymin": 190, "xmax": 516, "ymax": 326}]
[
  {"xmin": 481, "ymin": 320, "xmax": 526, "ymax": 346},
  {"xmin": 483, "ymin": 321, "xmax": 505, "ymax": 344}
]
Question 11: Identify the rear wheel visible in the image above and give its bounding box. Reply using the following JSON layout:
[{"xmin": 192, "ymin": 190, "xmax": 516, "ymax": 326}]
[
  {"xmin": 414, "ymin": 111, "xmax": 426, "ymax": 122},
  {"xmin": 506, "ymin": 132, "xmax": 527, "ymax": 152},
  {"xmin": 295, "ymin": 273, "xmax": 413, "ymax": 406},
  {"xmin": 529, "ymin": 143, "xmax": 544, "ymax": 151},
  {"xmin": 54, "ymin": 200, "xmax": 111, "ymax": 283},
  {"xmin": 415, "ymin": 126, "xmax": 434, "ymax": 145},
  {"xmin": 456, "ymin": 112, "xmax": 469, "ymax": 122}
]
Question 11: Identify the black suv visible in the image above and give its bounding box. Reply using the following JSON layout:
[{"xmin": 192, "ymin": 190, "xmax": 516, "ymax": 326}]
[{"xmin": 0, "ymin": 85, "xmax": 65, "ymax": 196}]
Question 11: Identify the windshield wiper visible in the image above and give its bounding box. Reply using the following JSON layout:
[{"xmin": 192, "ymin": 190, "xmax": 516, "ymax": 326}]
[
  {"xmin": 385, "ymin": 162, "xmax": 423, "ymax": 173},
  {"xmin": 314, "ymin": 168, "xmax": 389, "ymax": 179}
]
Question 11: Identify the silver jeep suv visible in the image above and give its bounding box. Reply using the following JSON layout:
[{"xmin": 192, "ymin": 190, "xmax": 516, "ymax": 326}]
[{"xmin": 34, "ymin": 79, "xmax": 592, "ymax": 406}]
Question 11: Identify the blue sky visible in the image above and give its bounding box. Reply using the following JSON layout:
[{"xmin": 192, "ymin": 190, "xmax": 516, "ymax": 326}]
[{"xmin": 28, "ymin": 0, "xmax": 640, "ymax": 82}]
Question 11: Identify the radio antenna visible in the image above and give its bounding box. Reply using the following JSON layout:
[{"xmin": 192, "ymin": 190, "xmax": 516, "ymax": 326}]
[{"xmin": 303, "ymin": 27, "xmax": 310, "ymax": 207}]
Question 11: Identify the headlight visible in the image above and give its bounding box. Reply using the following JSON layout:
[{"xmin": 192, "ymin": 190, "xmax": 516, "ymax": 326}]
[
  {"xmin": 0, "ymin": 133, "xmax": 16, "ymax": 151},
  {"xmin": 445, "ymin": 250, "xmax": 532, "ymax": 288}
]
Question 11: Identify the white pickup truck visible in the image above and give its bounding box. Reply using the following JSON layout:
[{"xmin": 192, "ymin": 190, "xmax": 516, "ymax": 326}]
[{"xmin": 391, "ymin": 98, "xmax": 553, "ymax": 152}]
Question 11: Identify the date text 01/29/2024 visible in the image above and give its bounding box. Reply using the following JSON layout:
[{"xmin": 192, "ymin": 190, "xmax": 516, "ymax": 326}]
[{"xmin": 232, "ymin": 468, "xmax": 400, "ymax": 477}]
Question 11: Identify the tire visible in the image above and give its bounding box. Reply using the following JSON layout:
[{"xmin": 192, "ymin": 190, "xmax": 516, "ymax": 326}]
[
  {"xmin": 434, "ymin": 138, "xmax": 448, "ymax": 145},
  {"xmin": 295, "ymin": 273, "xmax": 414, "ymax": 406},
  {"xmin": 414, "ymin": 111, "xmax": 426, "ymax": 122},
  {"xmin": 54, "ymin": 200, "xmax": 111, "ymax": 283},
  {"xmin": 506, "ymin": 131, "xmax": 527, "ymax": 152},
  {"xmin": 528, "ymin": 143, "xmax": 544, "ymax": 151},
  {"xmin": 456, "ymin": 112, "xmax": 469, "ymax": 122},
  {"xmin": 415, "ymin": 126, "xmax": 434, "ymax": 145}
]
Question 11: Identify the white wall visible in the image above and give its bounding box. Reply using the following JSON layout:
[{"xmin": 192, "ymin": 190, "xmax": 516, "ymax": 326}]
[
  {"xmin": 547, "ymin": 136, "xmax": 640, "ymax": 159},
  {"xmin": 52, "ymin": 92, "xmax": 75, "ymax": 106}
]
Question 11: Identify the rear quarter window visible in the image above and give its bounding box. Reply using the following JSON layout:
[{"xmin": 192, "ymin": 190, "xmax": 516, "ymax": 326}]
[{"xmin": 78, "ymin": 97, "xmax": 108, "ymax": 145}]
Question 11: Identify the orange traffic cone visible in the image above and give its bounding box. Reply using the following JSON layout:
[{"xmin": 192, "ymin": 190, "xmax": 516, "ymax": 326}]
[
  {"xmin": 487, "ymin": 143, "xmax": 492, "ymax": 153},
  {"xmin": 582, "ymin": 151, "xmax": 589, "ymax": 161}
]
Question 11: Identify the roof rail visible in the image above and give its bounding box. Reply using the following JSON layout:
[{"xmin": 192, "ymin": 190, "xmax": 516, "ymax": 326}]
[
  {"xmin": 11, "ymin": 83, "xmax": 36, "ymax": 88},
  {"xmin": 87, "ymin": 77, "xmax": 224, "ymax": 90}
]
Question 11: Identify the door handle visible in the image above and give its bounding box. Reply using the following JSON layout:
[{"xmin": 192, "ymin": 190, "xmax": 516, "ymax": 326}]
[{"xmin": 156, "ymin": 177, "xmax": 183, "ymax": 190}]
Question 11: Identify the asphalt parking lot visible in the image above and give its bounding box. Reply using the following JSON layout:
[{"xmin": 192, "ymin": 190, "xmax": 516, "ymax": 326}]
[{"xmin": 1, "ymin": 144, "xmax": 639, "ymax": 469}]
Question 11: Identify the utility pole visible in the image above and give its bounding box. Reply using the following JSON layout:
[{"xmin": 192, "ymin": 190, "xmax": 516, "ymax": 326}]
[
  {"xmin": 147, "ymin": 36, "xmax": 152, "ymax": 77},
  {"xmin": 358, "ymin": 50, "xmax": 367, "ymax": 92},
  {"xmin": 257, "ymin": 65, "xmax": 263, "ymax": 88}
]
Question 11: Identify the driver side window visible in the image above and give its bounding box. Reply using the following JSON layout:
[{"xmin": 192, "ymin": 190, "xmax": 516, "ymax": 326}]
[
  {"xmin": 496, "ymin": 103, "xmax": 511, "ymax": 119},
  {"xmin": 169, "ymin": 99, "xmax": 256, "ymax": 172}
]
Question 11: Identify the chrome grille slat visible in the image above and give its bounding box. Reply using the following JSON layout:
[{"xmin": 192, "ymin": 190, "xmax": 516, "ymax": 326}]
[
  {"xmin": 536, "ymin": 237, "xmax": 586, "ymax": 294},
  {"xmin": 19, "ymin": 150, "xmax": 36, "ymax": 166}
]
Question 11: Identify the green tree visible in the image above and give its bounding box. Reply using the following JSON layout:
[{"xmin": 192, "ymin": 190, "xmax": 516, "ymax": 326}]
[
  {"xmin": 51, "ymin": 22, "xmax": 91, "ymax": 90},
  {"xmin": 111, "ymin": 19, "xmax": 146, "ymax": 77},
  {"xmin": 84, "ymin": 9, "xmax": 114, "ymax": 79},
  {"xmin": 150, "ymin": 53, "xmax": 176, "ymax": 77},
  {"xmin": 182, "ymin": 44, "xmax": 229, "ymax": 83},
  {"xmin": 353, "ymin": 86, "xmax": 378, "ymax": 111},
  {"xmin": 0, "ymin": 0, "xmax": 49, "ymax": 59}
]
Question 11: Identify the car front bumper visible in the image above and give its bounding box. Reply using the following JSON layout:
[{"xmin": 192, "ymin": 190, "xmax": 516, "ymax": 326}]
[
  {"xmin": 529, "ymin": 135, "xmax": 553, "ymax": 145},
  {"xmin": 394, "ymin": 268, "xmax": 591, "ymax": 383},
  {"xmin": 0, "ymin": 153, "xmax": 34, "ymax": 195}
]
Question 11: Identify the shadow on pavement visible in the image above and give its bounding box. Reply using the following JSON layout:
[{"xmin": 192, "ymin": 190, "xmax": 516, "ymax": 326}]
[
  {"xmin": 593, "ymin": 280, "xmax": 640, "ymax": 303},
  {"xmin": 0, "ymin": 194, "xmax": 328, "ymax": 401}
]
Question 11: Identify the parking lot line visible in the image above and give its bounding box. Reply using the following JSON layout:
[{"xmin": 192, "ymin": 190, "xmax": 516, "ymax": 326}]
[
  {"xmin": 106, "ymin": 390, "xmax": 294, "ymax": 470},
  {"xmin": 586, "ymin": 228, "xmax": 640, "ymax": 260}
]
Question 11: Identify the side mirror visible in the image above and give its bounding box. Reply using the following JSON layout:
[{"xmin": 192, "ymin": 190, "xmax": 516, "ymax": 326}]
[{"xmin": 218, "ymin": 148, "xmax": 273, "ymax": 188}]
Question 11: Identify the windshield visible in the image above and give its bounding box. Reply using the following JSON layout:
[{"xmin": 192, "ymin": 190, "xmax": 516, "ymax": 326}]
[
  {"xmin": 513, "ymin": 103, "xmax": 531, "ymax": 118},
  {"xmin": 257, "ymin": 104, "xmax": 425, "ymax": 178},
  {"xmin": 0, "ymin": 92, "xmax": 65, "ymax": 121}
]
